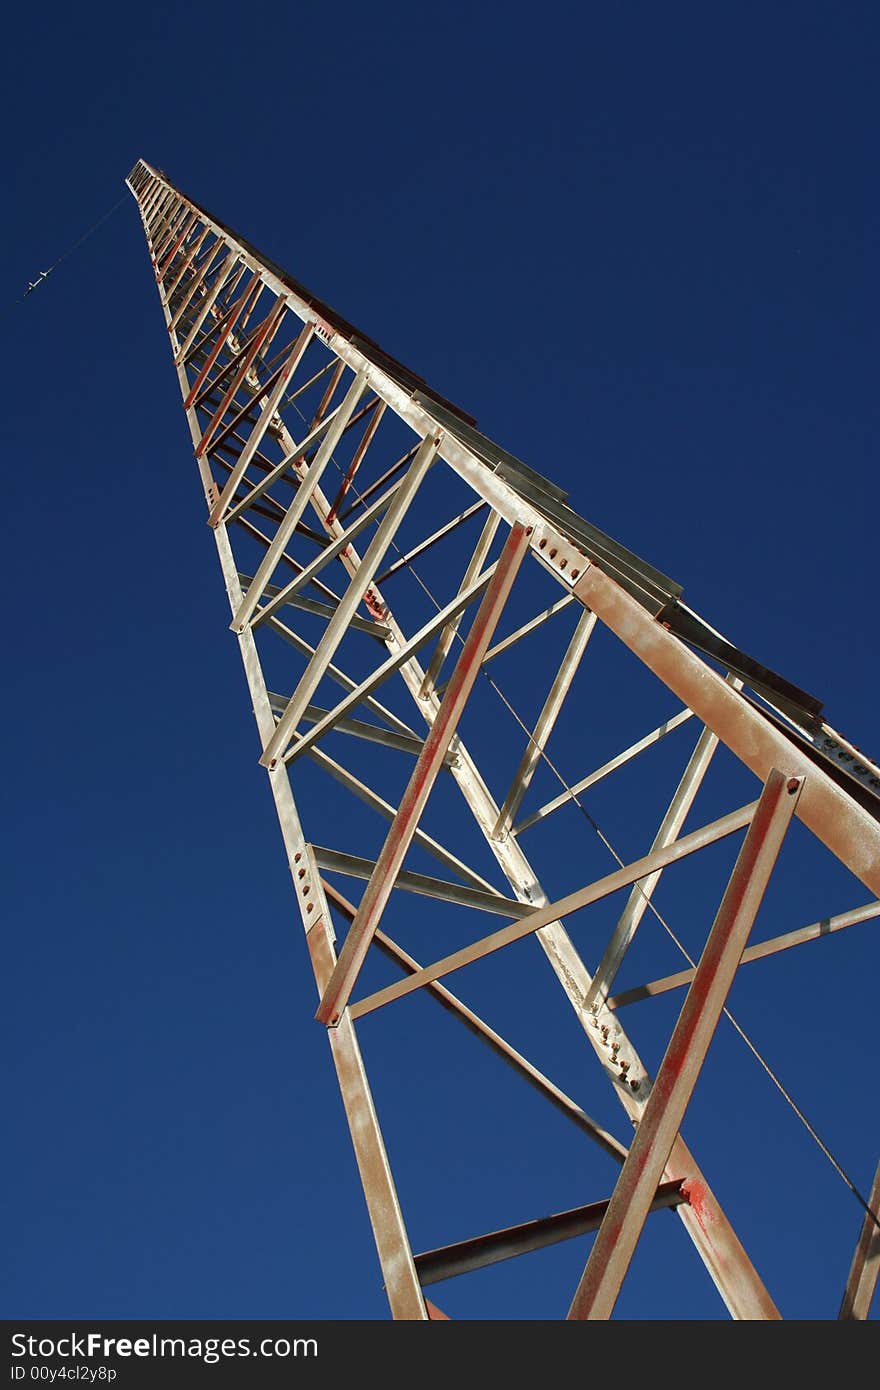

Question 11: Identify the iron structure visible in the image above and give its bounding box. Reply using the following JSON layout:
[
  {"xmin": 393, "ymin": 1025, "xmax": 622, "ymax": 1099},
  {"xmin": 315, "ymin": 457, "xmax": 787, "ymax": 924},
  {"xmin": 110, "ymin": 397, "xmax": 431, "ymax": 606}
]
[{"xmin": 126, "ymin": 158, "xmax": 880, "ymax": 1319}]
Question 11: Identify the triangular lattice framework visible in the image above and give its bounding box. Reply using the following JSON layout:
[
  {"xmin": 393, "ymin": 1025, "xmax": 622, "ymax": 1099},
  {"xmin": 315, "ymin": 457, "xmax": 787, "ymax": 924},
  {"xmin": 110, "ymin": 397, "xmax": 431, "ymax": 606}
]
[{"xmin": 127, "ymin": 159, "xmax": 880, "ymax": 1320}]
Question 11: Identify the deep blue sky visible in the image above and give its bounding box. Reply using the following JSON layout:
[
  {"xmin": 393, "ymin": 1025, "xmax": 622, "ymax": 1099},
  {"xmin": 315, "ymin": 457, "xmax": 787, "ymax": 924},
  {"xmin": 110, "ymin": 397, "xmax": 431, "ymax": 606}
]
[{"xmin": 3, "ymin": 3, "xmax": 878, "ymax": 1321}]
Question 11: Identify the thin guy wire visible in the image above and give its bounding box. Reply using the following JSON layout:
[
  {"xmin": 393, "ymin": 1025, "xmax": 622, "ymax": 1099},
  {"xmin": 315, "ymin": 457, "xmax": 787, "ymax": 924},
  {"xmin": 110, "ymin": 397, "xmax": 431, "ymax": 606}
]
[{"xmin": 3, "ymin": 195, "xmax": 128, "ymax": 319}]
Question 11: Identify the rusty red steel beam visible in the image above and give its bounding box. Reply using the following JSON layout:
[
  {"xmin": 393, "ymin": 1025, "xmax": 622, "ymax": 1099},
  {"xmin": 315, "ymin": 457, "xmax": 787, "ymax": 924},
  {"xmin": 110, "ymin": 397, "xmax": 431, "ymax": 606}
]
[
  {"xmin": 205, "ymin": 349, "xmax": 298, "ymax": 459},
  {"xmin": 573, "ymin": 566, "xmax": 880, "ymax": 899},
  {"xmin": 425, "ymin": 1300, "xmax": 450, "ymax": 1320},
  {"xmin": 182, "ymin": 274, "xmax": 262, "ymax": 408},
  {"xmin": 182, "ymin": 234, "xmax": 224, "ymax": 290},
  {"xmin": 190, "ymin": 302, "xmax": 287, "ymax": 410},
  {"xmin": 315, "ymin": 522, "xmax": 533, "ymax": 1026},
  {"xmin": 178, "ymin": 260, "xmax": 249, "ymax": 365},
  {"xmin": 295, "ymin": 395, "xmax": 382, "ymax": 473},
  {"xmin": 151, "ymin": 199, "xmax": 185, "ymax": 261},
  {"xmin": 210, "ymin": 325, "xmax": 318, "ymax": 524},
  {"xmin": 164, "ymin": 225, "xmax": 211, "ymax": 304},
  {"xmin": 307, "ymin": 358, "xmax": 345, "ymax": 432},
  {"xmin": 147, "ymin": 191, "xmax": 175, "ymax": 239},
  {"xmin": 327, "ymin": 400, "xmax": 388, "ymax": 523},
  {"xmin": 156, "ymin": 210, "xmax": 199, "ymax": 281},
  {"xmin": 566, "ymin": 768, "xmax": 801, "ymax": 1320},
  {"xmin": 337, "ymin": 444, "xmax": 421, "ymax": 523},
  {"xmin": 152, "ymin": 191, "xmax": 184, "ymax": 241},
  {"xmin": 658, "ymin": 1140, "xmax": 778, "ymax": 1318},
  {"xmin": 415, "ymin": 1181, "xmax": 688, "ymax": 1286},
  {"xmin": 139, "ymin": 177, "xmax": 164, "ymax": 222},
  {"xmin": 152, "ymin": 189, "xmax": 180, "ymax": 236},
  {"xmin": 167, "ymin": 241, "xmax": 226, "ymax": 335},
  {"xmin": 205, "ymin": 350, "xmax": 332, "ymax": 445},
  {"xmin": 202, "ymin": 358, "xmax": 287, "ymax": 450},
  {"xmin": 839, "ymin": 1159, "xmax": 880, "ymax": 1319},
  {"xmin": 148, "ymin": 185, "xmax": 172, "ymax": 223},
  {"xmin": 154, "ymin": 204, "xmax": 191, "ymax": 267},
  {"xmin": 195, "ymin": 299, "xmax": 288, "ymax": 458}
]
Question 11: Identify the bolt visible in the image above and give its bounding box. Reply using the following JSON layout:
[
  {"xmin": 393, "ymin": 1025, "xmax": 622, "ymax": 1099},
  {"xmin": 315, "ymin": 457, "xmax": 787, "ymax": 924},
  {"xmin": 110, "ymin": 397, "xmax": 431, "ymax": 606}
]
[
  {"xmin": 787, "ymin": 777, "xmax": 800, "ymax": 794},
  {"xmin": 630, "ymin": 1078, "xmax": 640, "ymax": 1090}
]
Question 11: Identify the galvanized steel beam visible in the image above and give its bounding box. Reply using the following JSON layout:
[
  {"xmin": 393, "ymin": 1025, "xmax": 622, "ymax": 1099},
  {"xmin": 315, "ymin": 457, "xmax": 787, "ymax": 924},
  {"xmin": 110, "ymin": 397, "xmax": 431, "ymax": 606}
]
[{"xmin": 128, "ymin": 157, "xmax": 880, "ymax": 1323}]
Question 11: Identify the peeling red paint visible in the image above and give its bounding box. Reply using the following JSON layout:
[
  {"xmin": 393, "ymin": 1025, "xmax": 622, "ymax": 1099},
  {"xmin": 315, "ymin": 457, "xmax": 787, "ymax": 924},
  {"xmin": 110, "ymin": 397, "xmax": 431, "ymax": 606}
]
[
  {"xmin": 425, "ymin": 1298, "xmax": 450, "ymax": 1320},
  {"xmin": 363, "ymin": 588, "xmax": 387, "ymax": 622},
  {"xmin": 680, "ymin": 1178, "xmax": 712, "ymax": 1228}
]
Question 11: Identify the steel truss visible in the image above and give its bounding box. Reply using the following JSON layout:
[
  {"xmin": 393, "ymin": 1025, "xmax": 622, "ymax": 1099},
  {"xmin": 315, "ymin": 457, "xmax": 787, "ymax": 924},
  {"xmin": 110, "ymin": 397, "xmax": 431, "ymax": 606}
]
[{"xmin": 127, "ymin": 159, "xmax": 880, "ymax": 1320}]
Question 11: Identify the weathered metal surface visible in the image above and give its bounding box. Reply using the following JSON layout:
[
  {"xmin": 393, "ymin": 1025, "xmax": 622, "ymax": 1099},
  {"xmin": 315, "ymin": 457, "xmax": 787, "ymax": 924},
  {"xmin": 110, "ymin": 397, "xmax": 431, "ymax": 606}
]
[
  {"xmin": 573, "ymin": 567, "xmax": 880, "ymax": 898},
  {"xmin": 132, "ymin": 163, "xmax": 779, "ymax": 1320},
  {"xmin": 514, "ymin": 707, "xmax": 695, "ymax": 835},
  {"xmin": 140, "ymin": 219, "xmax": 427, "ymax": 1319},
  {"xmin": 585, "ymin": 722, "xmax": 721, "ymax": 1012},
  {"xmin": 127, "ymin": 157, "xmax": 879, "ymax": 1321},
  {"xmin": 609, "ymin": 900, "xmax": 880, "ymax": 1009},
  {"xmin": 415, "ymin": 1181, "xmax": 687, "ymax": 1285},
  {"xmin": 282, "ymin": 564, "xmax": 498, "ymax": 767},
  {"xmin": 348, "ymin": 800, "xmax": 759, "ymax": 1020},
  {"xmin": 493, "ymin": 607, "xmax": 597, "ymax": 839},
  {"xmin": 259, "ymin": 434, "xmax": 441, "ymax": 766},
  {"xmin": 315, "ymin": 522, "xmax": 532, "ymax": 1025},
  {"xmin": 567, "ymin": 770, "xmax": 799, "ymax": 1319},
  {"xmin": 839, "ymin": 1160, "xmax": 880, "ymax": 1319},
  {"xmin": 323, "ymin": 880, "xmax": 628, "ymax": 1162}
]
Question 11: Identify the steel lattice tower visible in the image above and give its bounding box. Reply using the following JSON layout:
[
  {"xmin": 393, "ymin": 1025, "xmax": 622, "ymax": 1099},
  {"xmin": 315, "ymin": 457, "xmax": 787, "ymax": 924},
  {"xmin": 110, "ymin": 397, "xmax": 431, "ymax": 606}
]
[{"xmin": 127, "ymin": 159, "xmax": 880, "ymax": 1320}]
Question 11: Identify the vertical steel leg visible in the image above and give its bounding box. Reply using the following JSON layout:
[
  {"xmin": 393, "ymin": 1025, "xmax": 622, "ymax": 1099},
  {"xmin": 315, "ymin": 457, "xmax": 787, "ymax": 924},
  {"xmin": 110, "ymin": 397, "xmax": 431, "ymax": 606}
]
[
  {"xmin": 839, "ymin": 1159, "xmax": 880, "ymax": 1319},
  {"xmin": 305, "ymin": 863, "xmax": 428, "ymax": 1320},
  {"xmin": 154, "ymin": 259, "xmax": 427, "ymax": 1316},
  {"xmin": 567, "ymin": 768, "xmax": 801, "ymax": 1319}
]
